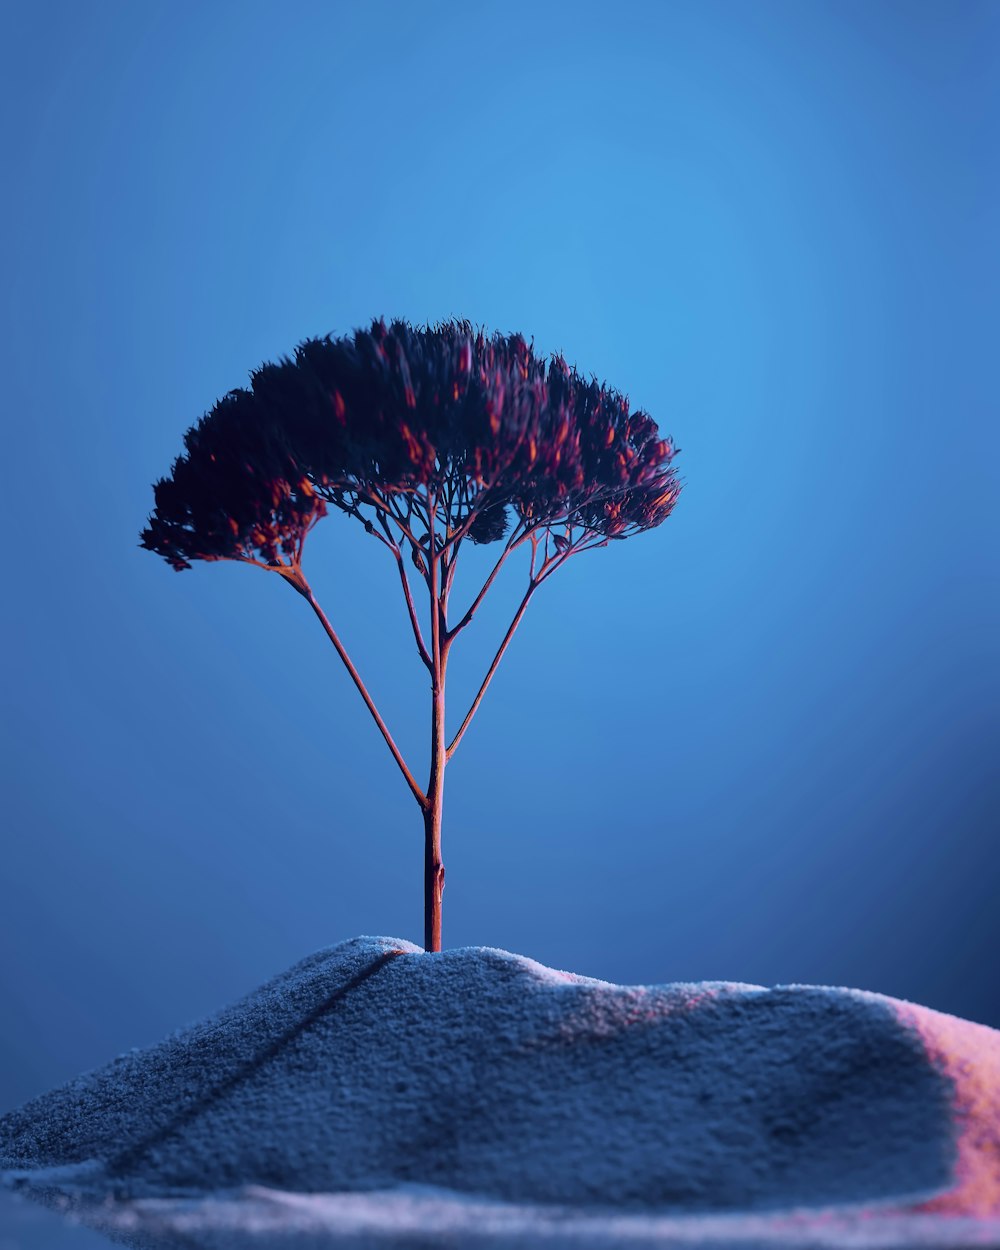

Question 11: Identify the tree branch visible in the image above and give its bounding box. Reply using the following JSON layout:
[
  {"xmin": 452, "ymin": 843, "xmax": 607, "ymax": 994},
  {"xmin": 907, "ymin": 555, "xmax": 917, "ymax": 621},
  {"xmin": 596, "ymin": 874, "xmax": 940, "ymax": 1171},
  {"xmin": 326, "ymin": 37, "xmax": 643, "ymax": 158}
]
[
  {"xmin": 446, "ymin": 522, "xmax": 530, "ymax": 642},
  {"xmin": 279, "ymin": 567, "xmax": 427, "ymax": 810},
  {"xmin": 536, "ymin": 547, "xmax": 574, "ymax": 583},
  {"xmin": 446, "ymin": 578, "xmax": 537, "ymax": 760},
  {"xmin": 444, "ymin": 536, "xmax": 462, "ymax": 598},
  {"xmin": 383, "ymin": 492, "xmax": 422, "ymax": 547},
  {"xmin": 394, "ymin": 545, "xmax": 435, "ymax": 671},
  {"xmin": 427, "ymin": 489, "xmax": 446, "ymax": 671},
  {"xmin": 445, "ymin": 541, "xmax": 578, "ymax": 759},
  {"xmin": 376, "ymin": 513, "xmax": 433, "ymax": 672}
]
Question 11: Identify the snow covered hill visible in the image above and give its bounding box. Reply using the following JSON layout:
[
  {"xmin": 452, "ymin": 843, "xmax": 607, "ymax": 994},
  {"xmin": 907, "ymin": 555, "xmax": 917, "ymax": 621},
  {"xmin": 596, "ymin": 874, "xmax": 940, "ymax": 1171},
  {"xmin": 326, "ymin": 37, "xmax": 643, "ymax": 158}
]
[{"xmin": 2, "ymin": 936, "xmax": 998, "ymax": 1247}]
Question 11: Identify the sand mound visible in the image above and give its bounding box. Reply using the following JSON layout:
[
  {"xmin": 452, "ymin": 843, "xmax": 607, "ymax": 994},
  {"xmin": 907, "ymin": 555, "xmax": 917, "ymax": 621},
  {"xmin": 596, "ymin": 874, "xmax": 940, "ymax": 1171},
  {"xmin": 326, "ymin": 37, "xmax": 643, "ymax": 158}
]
[{"xmin": 2, "ymin": 937, "xmax": 998, "ymax": 1219}]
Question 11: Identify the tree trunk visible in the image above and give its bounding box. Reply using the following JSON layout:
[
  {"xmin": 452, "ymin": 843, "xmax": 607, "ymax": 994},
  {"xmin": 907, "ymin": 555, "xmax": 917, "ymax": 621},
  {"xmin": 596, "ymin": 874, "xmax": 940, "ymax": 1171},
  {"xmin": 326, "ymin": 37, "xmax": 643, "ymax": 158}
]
[{"xmin": 424, "ymin": 675, "xmax": 446, "ymax": 952}]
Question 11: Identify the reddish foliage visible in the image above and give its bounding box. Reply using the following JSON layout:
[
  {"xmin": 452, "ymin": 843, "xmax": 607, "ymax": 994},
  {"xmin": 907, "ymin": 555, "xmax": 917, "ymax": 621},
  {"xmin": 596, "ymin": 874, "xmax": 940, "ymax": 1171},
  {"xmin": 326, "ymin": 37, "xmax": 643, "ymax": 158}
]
[{"xmin": 139, "ymin": 317, "xmax": 680, "ymax": 571}]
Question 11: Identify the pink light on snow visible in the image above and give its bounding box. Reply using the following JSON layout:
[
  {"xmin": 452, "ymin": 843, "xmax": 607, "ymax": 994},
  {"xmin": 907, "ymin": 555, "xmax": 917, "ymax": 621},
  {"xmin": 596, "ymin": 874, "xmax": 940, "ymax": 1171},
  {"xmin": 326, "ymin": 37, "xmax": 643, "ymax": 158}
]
[{"xmin": 894, "ymin": 999, "xmax": 1000, "ymax": 1217}]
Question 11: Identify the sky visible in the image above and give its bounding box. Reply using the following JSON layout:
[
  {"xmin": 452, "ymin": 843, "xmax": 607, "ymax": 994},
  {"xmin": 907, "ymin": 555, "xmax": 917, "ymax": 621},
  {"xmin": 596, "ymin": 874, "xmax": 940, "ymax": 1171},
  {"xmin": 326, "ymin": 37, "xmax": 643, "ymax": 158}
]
[{"xmin": 1, "ymin": 0, "xmax": 997, "ymax": 1117}]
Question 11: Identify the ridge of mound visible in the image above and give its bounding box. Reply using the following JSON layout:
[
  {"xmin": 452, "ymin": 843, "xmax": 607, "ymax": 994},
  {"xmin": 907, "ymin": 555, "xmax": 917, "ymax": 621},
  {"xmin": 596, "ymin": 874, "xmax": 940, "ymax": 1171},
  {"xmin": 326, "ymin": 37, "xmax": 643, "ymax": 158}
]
[{"xmin": 2, "ymin": 937, "xmax": 998, "ymax": 1217}]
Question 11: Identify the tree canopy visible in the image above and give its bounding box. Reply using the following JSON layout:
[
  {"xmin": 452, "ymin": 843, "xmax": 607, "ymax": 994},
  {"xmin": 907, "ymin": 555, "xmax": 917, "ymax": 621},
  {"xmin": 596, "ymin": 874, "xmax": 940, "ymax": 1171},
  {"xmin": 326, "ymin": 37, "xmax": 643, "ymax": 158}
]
[{"xmin": 139, "ymin": 317, "xmax": 680, "ymax": 576}]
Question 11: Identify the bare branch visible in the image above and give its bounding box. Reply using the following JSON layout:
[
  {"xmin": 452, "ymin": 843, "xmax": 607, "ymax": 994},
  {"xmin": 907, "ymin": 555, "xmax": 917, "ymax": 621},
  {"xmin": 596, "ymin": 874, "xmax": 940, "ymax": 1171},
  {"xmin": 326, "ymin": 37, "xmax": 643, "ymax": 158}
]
[
  {"xmin": 281, "ymin": 568, "xmax": 427, "ymax": 811},
  {"xmin": 408, "ymin": 490, "xmax": 430, "ymax": 532},
  {"xmin": 393, "ymin": 553, "xmax": 435, "ymax": 672},
  {"xmin": 444, "ymin": 536, "xmax": 463, "ymax": 598},
  {"xmin": 383, "ymin": 493, "xmax": 421, "ymax": 546},
  {"xmin": 445, "ymin": 539, "xmax": 584, "ymax": 759},
  {"xmin": 376, "ymin": 512, "xmax": 433, "ymax": 672},
  {"xmin": 427, "ymin": 488, "xmax": 444, "ymax": 672},
  {"xmin": 446, "ymin": 578, "xmax": 537, "ymax": 760},
  {"xmin": 534, "ymin": 546, "xmax": 574, "ymax": 585},
  {"xmin": 446, "ymin": 520, "xmax": 531, "ymax": 641}
]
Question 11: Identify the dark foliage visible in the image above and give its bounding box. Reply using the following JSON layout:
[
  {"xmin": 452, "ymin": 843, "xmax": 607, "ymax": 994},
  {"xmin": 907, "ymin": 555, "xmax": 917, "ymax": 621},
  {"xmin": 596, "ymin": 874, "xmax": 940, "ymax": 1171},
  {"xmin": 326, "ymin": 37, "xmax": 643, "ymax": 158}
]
[{"xmin": 139, "ymin": 317, "xmax": 680, "ymax": 571}]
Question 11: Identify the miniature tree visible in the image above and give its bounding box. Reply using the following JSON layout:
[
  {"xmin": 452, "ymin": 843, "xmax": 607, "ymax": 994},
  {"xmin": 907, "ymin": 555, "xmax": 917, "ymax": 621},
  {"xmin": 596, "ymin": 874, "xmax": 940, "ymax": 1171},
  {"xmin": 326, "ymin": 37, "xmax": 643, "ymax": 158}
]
[{"xmin": 140, "ymin": 318, "xmax": 680, "ymax": 951}]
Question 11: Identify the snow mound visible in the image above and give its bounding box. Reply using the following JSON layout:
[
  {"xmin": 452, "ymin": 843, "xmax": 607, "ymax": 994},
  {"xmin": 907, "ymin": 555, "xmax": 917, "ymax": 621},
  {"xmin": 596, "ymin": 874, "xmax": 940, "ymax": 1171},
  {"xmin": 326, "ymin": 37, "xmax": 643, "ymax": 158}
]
[{"xmin": 2, "ymin": 937, "xmax": 998, "ymax": 1220}]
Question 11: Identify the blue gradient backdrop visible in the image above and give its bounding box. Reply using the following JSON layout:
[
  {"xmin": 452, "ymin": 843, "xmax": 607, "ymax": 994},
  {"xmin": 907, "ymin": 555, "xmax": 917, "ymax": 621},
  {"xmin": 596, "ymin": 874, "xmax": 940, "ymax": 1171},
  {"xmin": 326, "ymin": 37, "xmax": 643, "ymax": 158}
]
[{"xmin": 2, "ymin": 0, "xmax": 997, "ymax": 1115}]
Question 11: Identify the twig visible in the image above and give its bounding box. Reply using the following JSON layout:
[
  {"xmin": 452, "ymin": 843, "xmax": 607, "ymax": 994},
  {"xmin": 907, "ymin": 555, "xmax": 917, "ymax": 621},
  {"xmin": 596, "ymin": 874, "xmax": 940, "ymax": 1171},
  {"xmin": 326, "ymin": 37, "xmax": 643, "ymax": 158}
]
[{"xmin": 281, "ymin": 567, "xmax": 427, "ymax": 810}]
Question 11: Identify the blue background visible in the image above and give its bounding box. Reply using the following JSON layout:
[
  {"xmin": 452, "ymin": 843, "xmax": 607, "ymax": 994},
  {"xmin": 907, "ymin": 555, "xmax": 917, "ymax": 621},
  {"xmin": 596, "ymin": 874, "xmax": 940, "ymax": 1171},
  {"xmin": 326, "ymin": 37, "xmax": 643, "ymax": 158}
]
[{"xmin": 2, "ymin": 0, "xmax": 997, "ymax": 1117}]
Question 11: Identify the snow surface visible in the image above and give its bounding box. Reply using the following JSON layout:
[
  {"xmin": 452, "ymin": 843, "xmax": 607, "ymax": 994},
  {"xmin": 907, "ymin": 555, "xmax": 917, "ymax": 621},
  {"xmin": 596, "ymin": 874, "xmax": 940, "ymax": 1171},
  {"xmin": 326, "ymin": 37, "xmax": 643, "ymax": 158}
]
[{"xmin": 2, "ymin": 936, "xmax": 999, "ymax": 1248}]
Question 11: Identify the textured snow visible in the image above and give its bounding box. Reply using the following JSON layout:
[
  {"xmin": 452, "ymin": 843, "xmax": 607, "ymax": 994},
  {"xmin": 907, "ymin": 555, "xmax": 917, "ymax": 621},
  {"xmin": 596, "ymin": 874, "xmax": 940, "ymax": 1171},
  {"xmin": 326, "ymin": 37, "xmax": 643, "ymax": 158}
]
[
  {"xmin": 91, "ymin": 1185, "xmax": 1000, "ymax": 1249},
  {"xmin": 2, "ymin": 936, "xmax": 999, "ymax": 1248}
]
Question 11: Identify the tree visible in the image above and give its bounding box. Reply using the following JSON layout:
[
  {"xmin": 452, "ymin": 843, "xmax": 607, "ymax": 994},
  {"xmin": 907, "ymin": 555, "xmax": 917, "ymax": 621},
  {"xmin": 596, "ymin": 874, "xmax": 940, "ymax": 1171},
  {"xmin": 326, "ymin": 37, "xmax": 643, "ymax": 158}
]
[{"xmin": 140, "ymin": 317, "xmax": 681, "ymax": 951}]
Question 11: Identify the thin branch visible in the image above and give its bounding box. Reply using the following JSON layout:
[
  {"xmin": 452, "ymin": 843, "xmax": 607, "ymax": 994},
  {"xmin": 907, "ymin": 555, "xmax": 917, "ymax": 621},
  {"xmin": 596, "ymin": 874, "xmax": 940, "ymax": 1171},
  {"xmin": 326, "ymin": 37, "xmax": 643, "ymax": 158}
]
[
  {"xmin": 215, "ymin": 553, "xmax": 292, "ymax": 572},
  {"xmin": 439, "ymin": 431, "xmax": 535, "ymax": 550},
  {"xmin": 443, "ymin": 467, "xmax": 457, "ymax": 537},
  {"xmin": 383, "ymin": 492, "xmax": 422, "ymax": 547},
  {"xmin": 392, "ymin": 545, "xmax": 435, "ymax": 672},
  {"xmin": 564, "ymin": 535, "xmax": 612, "ymax": 558},
  {"xmin": 446, "ymin": 520, "xmax": 531, "ymax": 641},
  {"xmin": 408, "ymin": 490, "xmax": 430, "ymax": 531},
  {"xmin": 435, "ymin": 493, "xmax": 452, "ymax": 656},
  {"xmin": 443, "ymin": 475, "xmax": 473, "ymax": 597},
  {"xmin": 384, "ymin": 491, "xmax": 435, "ymax": 593},
  {"xmin": 446, "ymin": 578, "xmax": 538, "ymax": 760},
  {"xmin": 325, "ymin": 492, "xmax": 397, "ymax": 553},
  {"xmin": 444, "ymin": 536, "xmax": 462, "ymax": 598},
  {"xmin": 536, "ymin": 550, "xmax": 572, "ymax": 583},
  {"xmin": 280, "ymin": 567, "xmax": 427, "ymax": 811},
  {"xmin": 445, "ymin": 541, "xmax": 581, "ymax": 759},
  {"xmin": 427, "ymin": 489, "xmax": 442, "ymax": 673},
  {"xmin": 377, "ymin": 512, "xmax": 433, "ymax": 672}
]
